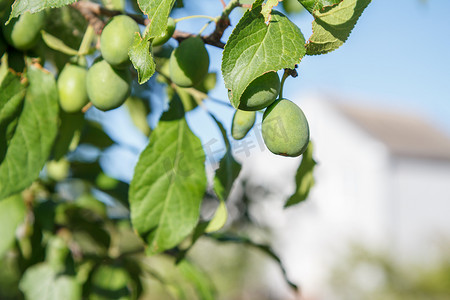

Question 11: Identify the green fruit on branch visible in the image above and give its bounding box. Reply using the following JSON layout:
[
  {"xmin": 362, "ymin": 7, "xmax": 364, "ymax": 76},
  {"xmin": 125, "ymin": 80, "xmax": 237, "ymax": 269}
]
[
  {"xmin": 46, "ymin": 158, "xmax": 70, "ymax": 182},
  {"xmin": 100, "ymin": 15, "xmax": 140, "ymax": 68},
  {"xmin": 169, "ymin": 36, "xmax": 209, "ymax": 87},
  {"xmin": 57, "ymin": 64, "xmax": 89, "ymax": 113},
  {"xmin": 235, "ymin": 72, "xmax": 280, "ymax": 111},
  {"xmin": 2, "ymin": 11, "xmax": 45, "ymax": 50},
  {"xmin": 86, "ymin": 60, "xmax": 131, "ymax": 111},
  {"xmin": 153, "ymin": 17, "xmax": 176, "ymax": 47},
  {"xmin": 232, "ymin": 110, "xmax": 256, "ymax": 140},
  {"xmin": 262, "ymin": 99, "xmax": 309, "ymax": 157}
]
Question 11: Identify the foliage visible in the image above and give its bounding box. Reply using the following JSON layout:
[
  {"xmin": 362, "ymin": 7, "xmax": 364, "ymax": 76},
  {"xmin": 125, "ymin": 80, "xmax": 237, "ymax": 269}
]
[
  {"xmin": 329, "ymin": 246, "xmax": 450, "ymax": 300},
  {"xmin": 0, "ymin": 0, "xmax": 370, "ymax": 298}
]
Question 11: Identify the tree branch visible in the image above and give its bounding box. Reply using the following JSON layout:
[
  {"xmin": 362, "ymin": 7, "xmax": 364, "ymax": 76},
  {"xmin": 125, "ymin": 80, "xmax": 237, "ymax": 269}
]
[{"xmin": 71, "ymin": 0, "xmax": 241, "ymax": 49}]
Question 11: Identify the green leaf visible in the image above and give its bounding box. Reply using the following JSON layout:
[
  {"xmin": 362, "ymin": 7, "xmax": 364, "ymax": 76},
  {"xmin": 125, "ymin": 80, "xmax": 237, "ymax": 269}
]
[
  {"xmin": 0, "ymin": 194, "xmax": 26, "ymax": 257},
  {"xmin": 177, "ymin": 260, "xmax": 216, "ymax": 300},
  {"xmin": 205, "ymin": 199, "xmax": 227, "ymax": 233},
  {"xmin": 129, "ymin": 99, "xmax": 207, "ymax": 254},
  {"xmin": 206, "ymin": 115, "xmax": 241, "ymax": 233},
  {"xmin": 8, "ymin": 0, "xmax": 77, "ymax": 23},
  {"xmin": 79, "ymin": 121, "xmax": 114, "ymax": 149},
  {"xmin": 305, "ymin": 0, "xmax": 372, "ymax": 55},
  {"xmin": 210, "ymin": 115, "xmax": 241, "ymax": 203},
  {"xmin": 19, "ymin": 263, "xmax": 82, "ymax": 300},
  {"xmin": 52, "ymin": 111, "xmax": 84, "ymax": 161},
  {"xmin": 41, "ymin": 31, "xmax": 79, "ymax": 56},
  {"xmin": 222, "ymin": 3, "xmax": 305, "ymax": 108},
  {"xmin": 298, "ymin": 0, "xmax": 341, "ymax": 13},
  {"xmin": 129, "ymin": 32, "xmax": 156, "ymax": 84},
  {"xmin": 0, "ymin": 65, "xmax": 59, "ymax": 200},
  {"xmin": 261, "ymin": 0, "xmax": 282, "ymax": 22},
  {"xmin": 285, "ymin": 142, "xmax": 316, "ymax": 207},
  {"xmin": 0, "ymin": 71, "xmax": 26, "ymax": 162},
  {"xmin": 208, "ymin": 233, "xmax": 298, "ymax": 291},
  {"xmin": 138, "ymin": 0, "xmax": 175, "ymax": 38}
]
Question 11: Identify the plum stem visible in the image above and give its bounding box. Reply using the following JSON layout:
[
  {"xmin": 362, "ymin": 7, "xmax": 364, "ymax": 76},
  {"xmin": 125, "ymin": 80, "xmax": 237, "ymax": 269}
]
[
  {"xmin": 279, "ymin": 69, "xmax": 289, "ymax": 99},
  {"xmin": 174, "ymin": 15, "xmax": 217, "ymax": 23},
  {"xmin": 78, "ymin": 25, "xmax": 95, "ymax": 57}
]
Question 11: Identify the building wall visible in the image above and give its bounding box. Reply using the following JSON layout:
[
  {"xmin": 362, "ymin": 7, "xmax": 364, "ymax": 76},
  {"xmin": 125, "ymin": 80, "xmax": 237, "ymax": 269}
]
[
  {"xmin": 265, "ymin": 97, "xmax": 394, "ymax": 298},
  {"xmin": 391, "ymin": 157, "xmax": 450, "ymax": 264},
  {"xmin": 238, "ymin": 96, "xmax": 450, "ymax": 299}
]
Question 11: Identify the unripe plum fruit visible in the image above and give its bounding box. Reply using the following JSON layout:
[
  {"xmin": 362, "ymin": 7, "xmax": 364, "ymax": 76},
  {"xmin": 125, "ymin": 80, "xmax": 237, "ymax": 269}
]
[
  {"xmin": 57, "ymin": 64, "xmax": 89, "ymax": 113},
  {"xmin": 152, "ymin": 17, "xmax": 176, "ymax": 47},
  {"xmin": 86, "ymin": 60, "xmax": 131, "ymax": 111},
  {"xmin": 236, "ymin": 72, "xmax": 280, "ymax": 111},
  {"xmin": 100, "ymin": 15, "xmax": 140, "ymax": 67},
  {"xmin": 2, "ymin": 11, "xmax": 45, "ymax": 50},
  {"xmin": 262, "ymin": 99, "xmax": 309, "ymax": 157},
  {"xmin": 232, "ymin": 110, "xmax": 256, "ymax": 140},
  {"xmin": 169, "ymin": 36, "xmax": 209, "ymax": 87}
]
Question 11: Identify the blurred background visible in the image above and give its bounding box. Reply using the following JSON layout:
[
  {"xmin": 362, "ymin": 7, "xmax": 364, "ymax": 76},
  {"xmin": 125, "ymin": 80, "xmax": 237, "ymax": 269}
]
[{"xmin": 29, "ymin": 0, "xmax": 450, "ymax": 299}]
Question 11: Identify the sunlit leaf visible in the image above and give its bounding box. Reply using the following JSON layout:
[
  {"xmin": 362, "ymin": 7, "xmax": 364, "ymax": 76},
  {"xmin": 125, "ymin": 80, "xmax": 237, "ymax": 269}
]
[
  {"xmin": 130, "ymin": 98, "xmax": 206, "ymax": 254},
  {"xmin": 222, "ymin": 1, "xmax": 305, "ymax": 108},
  {"xmin": 285, "ymin": 142, "xmax": 316, "ymax": 207},
  {"xmin": 0, "ymin": 65, "xmax": 58, "ymax": 200}
]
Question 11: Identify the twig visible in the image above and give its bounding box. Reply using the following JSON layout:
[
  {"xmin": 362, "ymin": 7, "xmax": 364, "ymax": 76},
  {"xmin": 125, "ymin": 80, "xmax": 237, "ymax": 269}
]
[
  {"xmin": 72, "ymin": 0, "xmax": 241, "ymax": 49},
  {"xmin": 72, "ymin": 1, "xmax": 149, "ymax": 34}
]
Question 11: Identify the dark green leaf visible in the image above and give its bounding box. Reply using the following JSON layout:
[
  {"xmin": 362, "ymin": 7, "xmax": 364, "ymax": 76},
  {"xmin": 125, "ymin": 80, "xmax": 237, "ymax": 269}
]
[
  {"xmin": 79, "ymin": 121, "xmax": 114, "ymax": 149},
  {"xmin": 305, "ymin": 0, "xmax": 372, "ymax": 55},
  {"xmin": 52, "ymin": 111, "xmax": 84, "ymax": 160},
  {"xmin": 285, "ymin": 142, "xmax": 316, "ymax": 207},
  {"xmin": 0, "ymin": 65, "xmax": 59, "ymax": 200},
  {"xmin": 210, "ymin": 114, "xmax": 241, "ymax": 202},
  {"xmin": 129, "ymin": 99, "xmax": 207, "ymax": 254},
  {"xmin": 129, "ymin": 32, "xmax": 156, "ymax": 84},
  {"xmin": 222, "ymin": 2, "xmax": 305, "ymax": 108},
  {"xmin": 0, "ymin": 194, "xmax": 26, "ymax": 257},
  {"xmin": 0, "ymin": 71, "xmax": 26, "ymax": 163},
  {"xmin": 8, "ymin": 0, "xmax": 77, "ymax": 23},
  {"xmin": 43, "ymin": 6, "xmax": 88, "ymax": 53}
]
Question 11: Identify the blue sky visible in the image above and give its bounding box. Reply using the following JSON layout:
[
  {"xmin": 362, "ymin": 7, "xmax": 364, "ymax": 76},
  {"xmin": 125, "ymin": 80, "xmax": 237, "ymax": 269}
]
[{"xmin": 97, "ymin": 0, "xmax": 450, "ymax": 182}]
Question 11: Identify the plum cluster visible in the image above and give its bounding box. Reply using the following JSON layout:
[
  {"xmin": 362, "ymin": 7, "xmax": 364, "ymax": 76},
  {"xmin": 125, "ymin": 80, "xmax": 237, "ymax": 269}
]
[{"xmin": 230, "ymin": 73, "xmax": 310, "ymax": 157}]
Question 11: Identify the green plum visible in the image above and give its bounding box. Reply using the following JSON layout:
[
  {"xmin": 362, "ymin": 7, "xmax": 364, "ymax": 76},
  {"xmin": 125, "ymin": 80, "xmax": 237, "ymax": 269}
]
[
  {"xmin": 262, "ymin": 99, "xmax": 309, "ymax": 157},
  {"xmin": 232, "ymin": 110, "xmax": 256, "ymax": 140},
  {"xmin": 2, "ymin": 11, "xmax": 45, "ymax": 50},
  {"xmin": 153, "ymin": 17, "xmax": 176, "ymax": 47},
  {"xmin": 57, "ymin": 64, "xmax": 89, "ymax": 113},
  {"xmin": 46, "ymin": 158, "xmax": 70, "ymax": 181},
  {"xmin": 169, "ymin": 36, "xmax": 209, "ymax": 87},
  {"xmin": 86, "ymin": 60, "xmax": 131, "ymax": 111},
  {"xmin": 100, "ymin": 15, "xmax": 140, "ymax": 67},
  {"xmin": 236, "ymin": 72, "xmax": 280, "ymax": 111}
]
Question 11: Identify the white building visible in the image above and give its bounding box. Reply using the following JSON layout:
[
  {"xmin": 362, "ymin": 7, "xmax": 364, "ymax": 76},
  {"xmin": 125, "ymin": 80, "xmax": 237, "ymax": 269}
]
[{"xmin": 238, "ymin": 94, "xmax": 450, "ymax": 299}]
